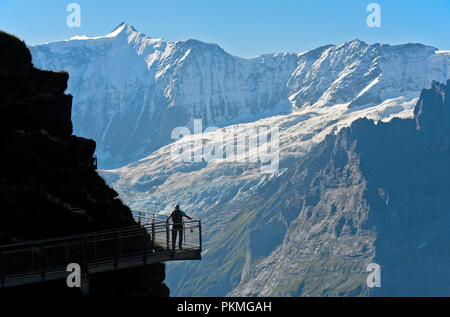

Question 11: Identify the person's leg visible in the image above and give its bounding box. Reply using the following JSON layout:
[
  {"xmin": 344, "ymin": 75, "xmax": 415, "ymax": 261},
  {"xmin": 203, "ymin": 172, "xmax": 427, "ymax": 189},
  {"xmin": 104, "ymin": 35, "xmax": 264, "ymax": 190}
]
[
  {"xmin": 179, "ymin": 228, "xmax": 183, "ymax": 250},
  {"xmin": 172, "ymin": 228, "xmax": 177, "ymax": 251}
]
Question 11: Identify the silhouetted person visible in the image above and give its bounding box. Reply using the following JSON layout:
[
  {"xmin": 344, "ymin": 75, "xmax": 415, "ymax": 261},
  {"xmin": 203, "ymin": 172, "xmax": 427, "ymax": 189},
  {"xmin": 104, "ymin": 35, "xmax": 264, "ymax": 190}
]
[{"xmin": 166, "ymin": 204, "xmax": 192, "ymax": 252}]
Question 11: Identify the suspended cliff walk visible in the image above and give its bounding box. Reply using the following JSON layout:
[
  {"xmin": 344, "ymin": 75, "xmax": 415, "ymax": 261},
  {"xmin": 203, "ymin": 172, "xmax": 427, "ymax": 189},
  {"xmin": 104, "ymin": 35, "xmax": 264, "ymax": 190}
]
[{"xmin": 0, "ymin": 211, "xmax": 202, "ymax": 288}]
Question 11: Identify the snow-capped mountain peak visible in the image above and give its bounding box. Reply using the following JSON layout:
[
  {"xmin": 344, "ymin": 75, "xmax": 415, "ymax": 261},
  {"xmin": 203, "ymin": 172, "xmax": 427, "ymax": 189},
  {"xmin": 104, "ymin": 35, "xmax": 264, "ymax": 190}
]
[
  {"xmin": 68, "ymin": 22, "xmax": 138, "ymax": 41},
  {"xmin": 107, "ymin": 22, "xmax": 137, "ymax": 37}
]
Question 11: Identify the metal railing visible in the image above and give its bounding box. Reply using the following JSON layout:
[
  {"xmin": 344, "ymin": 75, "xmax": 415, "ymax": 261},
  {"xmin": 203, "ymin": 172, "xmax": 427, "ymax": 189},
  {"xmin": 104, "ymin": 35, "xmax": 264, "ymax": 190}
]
[
  {"xmin": 0, "ymin": 211, "xmax": 202, "ymax": 288},
  {"xmin": 132, "ymin": 211, "xmax": 202, "ymax": 252}
]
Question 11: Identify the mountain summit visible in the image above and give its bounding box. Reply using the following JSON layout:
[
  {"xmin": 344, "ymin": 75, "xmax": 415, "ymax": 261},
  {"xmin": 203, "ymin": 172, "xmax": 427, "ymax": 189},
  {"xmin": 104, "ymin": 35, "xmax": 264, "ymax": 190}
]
[
  {"xmin": 68, "ymin": 22, "xmax": 138, "ymax": 41},
  {"xmin": 107, "ymin": 22, "xmax": 137, "ymax": 36}
]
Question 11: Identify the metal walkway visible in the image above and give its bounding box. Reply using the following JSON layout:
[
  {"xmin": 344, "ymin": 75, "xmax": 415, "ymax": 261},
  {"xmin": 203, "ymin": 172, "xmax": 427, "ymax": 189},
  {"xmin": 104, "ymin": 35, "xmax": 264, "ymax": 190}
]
[{"xmin": 0, "ymin": 211, "xmax": 202, "ymax": 288}]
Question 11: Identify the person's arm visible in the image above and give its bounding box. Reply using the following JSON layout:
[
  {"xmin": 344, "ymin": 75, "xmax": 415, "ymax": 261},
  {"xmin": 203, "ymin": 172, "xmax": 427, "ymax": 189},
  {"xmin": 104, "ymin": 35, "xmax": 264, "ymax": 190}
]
[
  {"xmin": 166, "ymin": 213, "xmax": 172, "ymax": 223},
  {"xmin": 182, "ymin": 211, "xmax": 193, "ymax": 220}
]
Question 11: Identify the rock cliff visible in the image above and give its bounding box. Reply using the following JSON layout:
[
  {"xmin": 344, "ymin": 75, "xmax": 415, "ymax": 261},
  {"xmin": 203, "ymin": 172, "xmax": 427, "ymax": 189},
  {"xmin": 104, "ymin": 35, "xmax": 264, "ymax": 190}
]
[{"xmin": 0, "ymin": 31, "xmax": 169, "ymax": 296}]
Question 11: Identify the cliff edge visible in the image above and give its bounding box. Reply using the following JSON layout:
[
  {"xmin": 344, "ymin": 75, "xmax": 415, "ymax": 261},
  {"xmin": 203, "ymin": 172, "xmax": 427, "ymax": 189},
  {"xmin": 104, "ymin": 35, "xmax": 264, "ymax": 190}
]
[{"xmin": 0, "ymin": 31, "xmax": 169, "ymax": 296}]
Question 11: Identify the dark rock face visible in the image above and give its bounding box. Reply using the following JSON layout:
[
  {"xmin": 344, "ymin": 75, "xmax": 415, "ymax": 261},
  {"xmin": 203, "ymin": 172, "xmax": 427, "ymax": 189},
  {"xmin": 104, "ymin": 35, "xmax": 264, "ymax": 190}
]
[
  {"xmin": 0, "ymin": 31, "xmax": 169, "ymax": 296},
  {"xmin": 358, "ymin": 79, "xmax": 450, "ymax": 296}
]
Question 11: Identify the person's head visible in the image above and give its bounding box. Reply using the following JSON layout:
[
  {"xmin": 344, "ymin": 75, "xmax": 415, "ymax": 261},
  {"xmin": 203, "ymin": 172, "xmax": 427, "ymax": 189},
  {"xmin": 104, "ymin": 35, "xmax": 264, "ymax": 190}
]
[{"xmin": 175, "ymin": 204, "xmax": 180, "ymax": 210}]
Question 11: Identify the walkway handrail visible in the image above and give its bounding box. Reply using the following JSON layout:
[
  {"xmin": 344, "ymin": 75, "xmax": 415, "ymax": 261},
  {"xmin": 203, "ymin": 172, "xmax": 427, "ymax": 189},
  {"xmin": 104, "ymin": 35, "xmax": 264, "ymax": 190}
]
[
  {"xmin": 133, "ymin": 210, "xmax": 202, "ymax": 252},
  {"xmin": 0, "ymin": 210, "xmax": 202, "ymax": 289},
  {"xmin": 132, "ymin": 211, "xmax": 167, "ymax": 223},
  {"xmin": 132, "ymin": 210, "xmax": 200, "ymax": 223},
  {"xmin": 0, "ymin": 225, "xmax": 144, "ymax": 251}
]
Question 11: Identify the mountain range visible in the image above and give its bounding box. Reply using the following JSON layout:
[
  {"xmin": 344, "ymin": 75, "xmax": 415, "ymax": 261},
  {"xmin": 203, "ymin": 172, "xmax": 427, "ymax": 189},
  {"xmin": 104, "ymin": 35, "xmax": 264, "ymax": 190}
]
[
  {"xmin": 29, "ymin": 23, "xmax": 450, "ymax": 296},
  {"xmin": 31, "ymin": 23, "xmax": 450, "ymax": 169}
]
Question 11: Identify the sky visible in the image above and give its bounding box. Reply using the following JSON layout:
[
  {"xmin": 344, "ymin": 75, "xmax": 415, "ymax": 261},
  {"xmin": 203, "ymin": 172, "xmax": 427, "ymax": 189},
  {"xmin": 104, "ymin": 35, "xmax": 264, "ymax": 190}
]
[{"xmin": 0, "ymin": 0, "xmax": 449, "ymax": 57}]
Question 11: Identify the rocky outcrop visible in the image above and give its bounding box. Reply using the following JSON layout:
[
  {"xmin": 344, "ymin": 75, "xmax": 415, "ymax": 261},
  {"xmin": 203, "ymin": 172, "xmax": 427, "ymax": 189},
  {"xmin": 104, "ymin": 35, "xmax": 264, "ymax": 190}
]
[{"xmin": 0, "ymin": 31, "xmax": 169, "ymax": 296}]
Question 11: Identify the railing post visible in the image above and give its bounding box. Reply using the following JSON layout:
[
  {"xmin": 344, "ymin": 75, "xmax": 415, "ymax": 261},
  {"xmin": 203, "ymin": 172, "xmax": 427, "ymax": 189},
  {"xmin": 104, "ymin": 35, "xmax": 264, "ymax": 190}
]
[
  {"xmin": 118, "ymin": 232, "xmax": 122, "ymax": 257},
  {"xmin": 0, "ymin": 248, "xmax": 4, "ymax": 287},
  {"xmin": 199, "ymin": 221, "xmax": 202, "ymax": 252},
  {"xmin": 81, "ymin": 237, "xmax": 88, "ymax": 275},
  {"xmin": 151, "ymin": 217, "xmax": 156, "ymax": 249},
  {"xmin": 65, "ymin": 241, "xmax": 70, "ymax": 264},
  {"xmin": 183, "ymin": 219, "xmax": 186, "ymax": 248},
  {"xmin": 93, "ymin": 238, "xmax": 98, "ymax": 262},
  {"xmin": 81, "ymin": 276, "xmax": 90, "ymax": 296},
  {"xmin": 166, "ymin": 222, "xmax": 170, "ymax": 251},
  {"xmin": 143, "ymin": 228, "xmax": 148, "ymax": 264},
  {"xmin": 30, "ymin": 246, "xmax": 35, "ymax": 271},
  {"xmin": 114, "ymin": 232, "xmax": 119, "ymax": 270},
  {"xmin": 41, "ymin": 243, "xmax": 46, "ymax": 280}
]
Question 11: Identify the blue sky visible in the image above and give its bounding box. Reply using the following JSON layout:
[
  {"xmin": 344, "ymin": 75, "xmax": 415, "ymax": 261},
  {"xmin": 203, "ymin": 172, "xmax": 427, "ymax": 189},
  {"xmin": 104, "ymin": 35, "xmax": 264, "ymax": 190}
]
[{"xmin": 1, "ymin": 0, "xmax": 449, "ymax": 57}]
